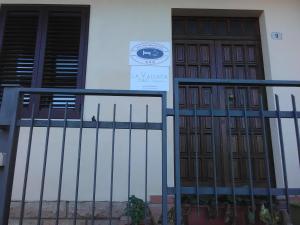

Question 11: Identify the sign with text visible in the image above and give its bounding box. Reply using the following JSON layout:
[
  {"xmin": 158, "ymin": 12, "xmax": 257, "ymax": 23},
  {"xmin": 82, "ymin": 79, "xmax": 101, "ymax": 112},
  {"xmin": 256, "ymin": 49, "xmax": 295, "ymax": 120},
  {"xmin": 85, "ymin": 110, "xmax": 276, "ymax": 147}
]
[
  {"xmin": 130, "ymin": 66, "xmax": 169, "ymax": 91},
  {"xmin": 129, "ymin": 41, "xmax": 171, "ymax": 66}
]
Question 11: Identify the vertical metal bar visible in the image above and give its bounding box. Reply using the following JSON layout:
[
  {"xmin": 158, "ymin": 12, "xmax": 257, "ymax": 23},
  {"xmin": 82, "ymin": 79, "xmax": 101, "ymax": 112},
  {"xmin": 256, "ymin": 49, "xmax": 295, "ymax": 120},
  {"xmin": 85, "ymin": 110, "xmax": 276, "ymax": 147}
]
[
  {"xmin": 37, "ymin": 105, "xmax": 52, "ymax": 225},
  {"xmin": 259, "ymin": 97, "xmax": 273, "ymax": 216},
  {"xmin": 55, "ymin": 103, "xmax": 68, "ymax": 225},
  {"xmin": 144, "ymin": 105, "xmax": 149, "ymax": 223},
  {"xmin": 174, "ymin": 81, "xmax": 182, "ymax": 225},
  {"xmin": 186, "ymin": 87, "xmax": 191, "ymax": 180},
  {"xmin": 127, "ymin": 104, "xmax": 133, "ymax": 225},
  {"xmin": 226, "ymin": 97, "xmax": 237, "ymax": 219},
  {"xmin": 73, "ymin": 106, "xmax": 84, "ymax": 225},
  {"xmin": 19, "ymin": 104, "xmax": 35, "ymax": 225},
  {"xmin": 275, "ymin": 95, "xmax": 290, "ymax": 213},
  {"xmin": 161, "ymin": 93, "xmax": 168, "ymax": 225},
  {"xmin": 210, "ymin": 93, "xmax": 218, "ymax": 216},
  {"xmin": 242, "ymin": 94, "xmax": 255, "ymax": 210},
  {"xmin": 193, "ymin": 96, "xmax": 200, "ymax": 216},
  {"xmin": 109, "ymin": 104, "xmax": 117, "ymax": 225},
  {"xmin": 0, "ymin": 88, "xmax": 21, "ymax": 225},
  {"xmin": 291, "ymin": 95, "xmax": 300, "ymax": 166},
  {"xmin": 92, "ymin": 104, "xmax": 101, "ymax": 225}
]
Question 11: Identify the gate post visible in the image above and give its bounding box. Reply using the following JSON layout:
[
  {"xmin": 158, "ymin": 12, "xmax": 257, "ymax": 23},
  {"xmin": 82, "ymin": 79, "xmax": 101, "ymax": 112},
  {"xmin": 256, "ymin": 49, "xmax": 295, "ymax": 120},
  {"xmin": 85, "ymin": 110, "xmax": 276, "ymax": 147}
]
[
  {"xmin": 173, "ymin": 80, "xmax": 182, "ymax": 225},
  {"xmin": 0, "ymin": 88, "xmax": 21, "ymax": 225},
  {"xmin": 161, "ymin": 92, "xmax": 168, "ymax": 225}
]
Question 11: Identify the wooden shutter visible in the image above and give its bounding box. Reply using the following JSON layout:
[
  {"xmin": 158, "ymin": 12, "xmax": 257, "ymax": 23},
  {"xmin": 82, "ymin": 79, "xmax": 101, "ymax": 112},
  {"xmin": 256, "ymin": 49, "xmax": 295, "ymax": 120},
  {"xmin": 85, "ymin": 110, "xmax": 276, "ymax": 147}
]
[
  {"xmin": 0, "ymin": 6, "xmax": 89, "ymax": 118},
  {"xmin": 39, "ymin": 10, "xmax": 84, "ymax": 112},
  {"xmin": 0, "ymin": 10, "xmax": 39, "ymax": 106}
]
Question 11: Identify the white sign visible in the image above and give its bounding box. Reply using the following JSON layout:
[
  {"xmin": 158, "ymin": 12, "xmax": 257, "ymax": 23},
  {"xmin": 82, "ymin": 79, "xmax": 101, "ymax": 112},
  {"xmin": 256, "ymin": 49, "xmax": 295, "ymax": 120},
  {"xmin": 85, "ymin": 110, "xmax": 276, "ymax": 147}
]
[
  {"xmin": 129, "ymin": 41, "xmax": 171, "ymax": 66},
  {"xmin": 130, "ymin": 66, "xmax": 169, "ymax": 91}
]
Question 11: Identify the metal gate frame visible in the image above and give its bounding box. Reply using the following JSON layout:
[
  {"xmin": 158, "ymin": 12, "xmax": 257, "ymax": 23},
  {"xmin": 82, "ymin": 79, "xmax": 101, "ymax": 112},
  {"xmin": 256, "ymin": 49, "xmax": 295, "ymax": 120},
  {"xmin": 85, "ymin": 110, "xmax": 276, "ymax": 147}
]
[
  {"xmin": 172, "ymin": 78, "xmax": 300, "ymax": 225},
  {"xmin": 2, "ymin": 78, "xmax": 300, "ymax": 225},
  {"xmin": 0, "ymin": 87, "xmax": 168, "ymax": 225}
]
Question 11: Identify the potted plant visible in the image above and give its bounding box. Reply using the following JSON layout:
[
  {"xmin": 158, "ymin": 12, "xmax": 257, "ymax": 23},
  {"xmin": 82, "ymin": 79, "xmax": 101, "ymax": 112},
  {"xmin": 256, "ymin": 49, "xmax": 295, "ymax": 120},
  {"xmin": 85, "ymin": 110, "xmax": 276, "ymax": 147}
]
[
  {"xmin": 182, "ymin": 195, "xmax": 269, "ymax": 225},
  {"xmin": 259, "ymin": 203, "xmax": 281, "ymax": 225},
  {"xmin": 124, "ymin": 195, "xmax": 153, "ymax": 225},
  {"xmin": 157, "ymin": 206, "xmax": 191, "ymax": 225}
]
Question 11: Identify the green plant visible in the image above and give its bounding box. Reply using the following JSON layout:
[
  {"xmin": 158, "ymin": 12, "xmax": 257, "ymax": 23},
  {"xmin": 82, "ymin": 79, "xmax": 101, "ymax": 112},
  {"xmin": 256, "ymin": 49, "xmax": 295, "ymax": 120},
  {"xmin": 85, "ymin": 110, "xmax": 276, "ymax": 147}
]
[
  {"xmin": 259, "ymin": 204, "xmax": 280, "ymax": 225},
  {"xmin": 246, "ymin": 206, "xmax": 256, "ymax": 225},
  {"xmin": 125, "ymin": 195, "xmax": 147, "ymax": 225},
  {"xmin": 224, "ymin": 203, "xmax": 234, "ymax": 225},
  {"xmin": 158, "ymin": 207, "xmax": 176, "ymax": 225},
  {"xmin": 158, "ymin": 206, "xmax": 190, "ymax": 225}
]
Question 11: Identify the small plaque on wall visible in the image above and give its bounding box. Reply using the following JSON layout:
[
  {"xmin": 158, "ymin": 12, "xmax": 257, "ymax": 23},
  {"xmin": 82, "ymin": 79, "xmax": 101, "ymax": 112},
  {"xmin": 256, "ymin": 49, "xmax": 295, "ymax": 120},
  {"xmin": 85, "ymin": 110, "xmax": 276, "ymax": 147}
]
[
  {"xmin": 130, "ymin": 66, "xmax": 169, "ymax": 91},
  {"xmin": 271, "ymin": 32, "xmax": 283, "ymax": 40},
  {"xmin": 129, "ymin": 41, "xmax": 171, "ymax": 66}
]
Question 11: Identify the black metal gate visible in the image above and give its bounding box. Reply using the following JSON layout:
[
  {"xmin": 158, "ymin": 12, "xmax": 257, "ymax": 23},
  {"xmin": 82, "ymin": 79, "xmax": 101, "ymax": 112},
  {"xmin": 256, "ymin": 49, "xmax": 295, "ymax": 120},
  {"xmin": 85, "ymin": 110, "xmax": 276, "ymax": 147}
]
[
  {"xmin": 172, "ymin": 78, "xmax": 300, "ymax": 225},
  {"xmin": 0, "ymin": 88, "xmax": 168, "ymax": 225},
  {"xmin": 2, "ymin": 78, "xmax": 300, "ymax": 225}
]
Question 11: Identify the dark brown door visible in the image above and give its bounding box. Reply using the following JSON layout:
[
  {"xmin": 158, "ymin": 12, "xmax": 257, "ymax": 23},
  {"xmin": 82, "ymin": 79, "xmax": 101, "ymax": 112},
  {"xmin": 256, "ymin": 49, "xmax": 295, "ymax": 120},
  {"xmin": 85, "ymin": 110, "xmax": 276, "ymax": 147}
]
[{"xmin": 173, "ymin": 17, "xmax": 274, "ymax": 187}]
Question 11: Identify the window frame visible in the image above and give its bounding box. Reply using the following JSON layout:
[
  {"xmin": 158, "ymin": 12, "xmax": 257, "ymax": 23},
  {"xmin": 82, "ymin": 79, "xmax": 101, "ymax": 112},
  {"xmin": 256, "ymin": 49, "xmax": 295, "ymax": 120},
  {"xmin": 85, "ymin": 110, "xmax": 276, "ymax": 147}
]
[{"xmin": 0, "ymin": 4, "xmax": 90, "ymax": 119}]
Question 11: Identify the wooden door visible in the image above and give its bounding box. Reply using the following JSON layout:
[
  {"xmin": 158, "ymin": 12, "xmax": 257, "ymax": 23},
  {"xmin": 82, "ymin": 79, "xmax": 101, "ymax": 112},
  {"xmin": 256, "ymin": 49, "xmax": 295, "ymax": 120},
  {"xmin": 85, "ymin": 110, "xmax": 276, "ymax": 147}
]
[
  {"xmin": 173, "ymin": 40, "xmax": 220, "ymax": 186},
  {"xmin": 173, "ymin": 17, "xmax": 274, "ymax": 187}
]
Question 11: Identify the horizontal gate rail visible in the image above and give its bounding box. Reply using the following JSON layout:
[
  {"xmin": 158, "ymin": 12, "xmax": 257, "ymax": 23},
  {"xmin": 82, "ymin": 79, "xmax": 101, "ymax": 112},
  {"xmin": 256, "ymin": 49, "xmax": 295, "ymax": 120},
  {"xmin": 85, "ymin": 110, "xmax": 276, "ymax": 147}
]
[
  {"xmin": 174, "ymin": 78, "xmax": 300, "ymax": 87},
  {"xmin": 17, "ymin": 120, "xmax": 162, "ymax": 130},
  {"xmin": 169, "ymin": 109, "xmax": 300, "ymax": 118},
  {"xmin": 168, "ymin": 187, "xmax": 300, "ymax": 196},
  {"xmin": 18, "ymin": 87, "xmax": 166, "ymax": 96}
]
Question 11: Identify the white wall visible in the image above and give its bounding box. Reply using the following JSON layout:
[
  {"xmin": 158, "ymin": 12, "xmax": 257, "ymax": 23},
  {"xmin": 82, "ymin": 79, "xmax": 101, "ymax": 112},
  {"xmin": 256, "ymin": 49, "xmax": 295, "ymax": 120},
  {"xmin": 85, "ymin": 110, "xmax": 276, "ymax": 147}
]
[{"xmin": 1, "ymin": 0, "xmax": 300, "ymax": 201}]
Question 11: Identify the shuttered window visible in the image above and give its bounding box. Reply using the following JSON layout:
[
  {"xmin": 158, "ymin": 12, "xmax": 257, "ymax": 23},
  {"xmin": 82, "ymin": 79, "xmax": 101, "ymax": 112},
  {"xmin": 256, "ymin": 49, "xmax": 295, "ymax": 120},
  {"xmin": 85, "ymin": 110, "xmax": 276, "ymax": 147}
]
[
  {"xmin": 0, "ymin": 5, "xmax": 89, "ymax": 118},
  {"xmin": 0, "ymin": 10, "xmax": 39, "ymax": 106}
]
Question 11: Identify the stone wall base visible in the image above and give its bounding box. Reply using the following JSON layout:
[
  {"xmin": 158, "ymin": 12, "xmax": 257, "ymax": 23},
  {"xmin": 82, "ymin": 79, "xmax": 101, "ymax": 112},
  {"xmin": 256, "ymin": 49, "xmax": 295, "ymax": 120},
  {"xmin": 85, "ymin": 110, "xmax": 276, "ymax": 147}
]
[{"xmin": 9, "ymin": 197, "xmax": 174, "ymax": 225}]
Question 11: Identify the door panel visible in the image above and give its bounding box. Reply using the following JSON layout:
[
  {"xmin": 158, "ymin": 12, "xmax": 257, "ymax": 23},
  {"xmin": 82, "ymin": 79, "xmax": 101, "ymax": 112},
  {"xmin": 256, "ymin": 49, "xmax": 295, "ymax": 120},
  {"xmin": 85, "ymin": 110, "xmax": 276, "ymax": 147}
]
[
  {"xmin": 173, "ymin": 40, "xmax": 216, "ymax": 79},
  {"xmin": 215, "ymin": 41, "xmax": 272, "ymax": 186},
  {"xmin": 173, "ymin": 17, "xmax": 274, "ymax": 187},
  {"xmin": 216, "ymin": 40, "xmax": 272, "ymax": 187},
  {"xmin": 174, "ymin": 40, "xmax": 221, "ymax": 186},
  {"xmin": 215, "ymin": 40, "xmax": 264, "ymax": 80}
]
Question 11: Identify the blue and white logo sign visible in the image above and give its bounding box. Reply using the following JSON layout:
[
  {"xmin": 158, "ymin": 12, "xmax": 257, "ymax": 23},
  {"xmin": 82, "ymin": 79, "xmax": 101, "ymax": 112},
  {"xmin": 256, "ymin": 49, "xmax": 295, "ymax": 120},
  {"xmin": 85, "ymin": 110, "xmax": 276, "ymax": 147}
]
[
  {"xmin": 129, "ymin": 41, "xmax": 171, "ymax": 66},
  {"xmin": 137, "ymin": 48, "xmax": 164, "ymax": 59}
]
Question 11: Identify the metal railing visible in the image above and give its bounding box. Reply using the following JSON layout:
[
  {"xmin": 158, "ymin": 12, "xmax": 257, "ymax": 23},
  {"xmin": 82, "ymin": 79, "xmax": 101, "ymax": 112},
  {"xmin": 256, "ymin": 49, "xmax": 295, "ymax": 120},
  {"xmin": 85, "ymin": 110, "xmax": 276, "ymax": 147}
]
[
  {"xmin": 0, "ymin": 88, "xmax": 168, "ymax": 225},
  {"xmin": 172, "ymin": 78, "xmax": 300, "ymax": 225},
  {"xmin": 1, "ymin": 79, "xmax": 300, "ymax": 225}
]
